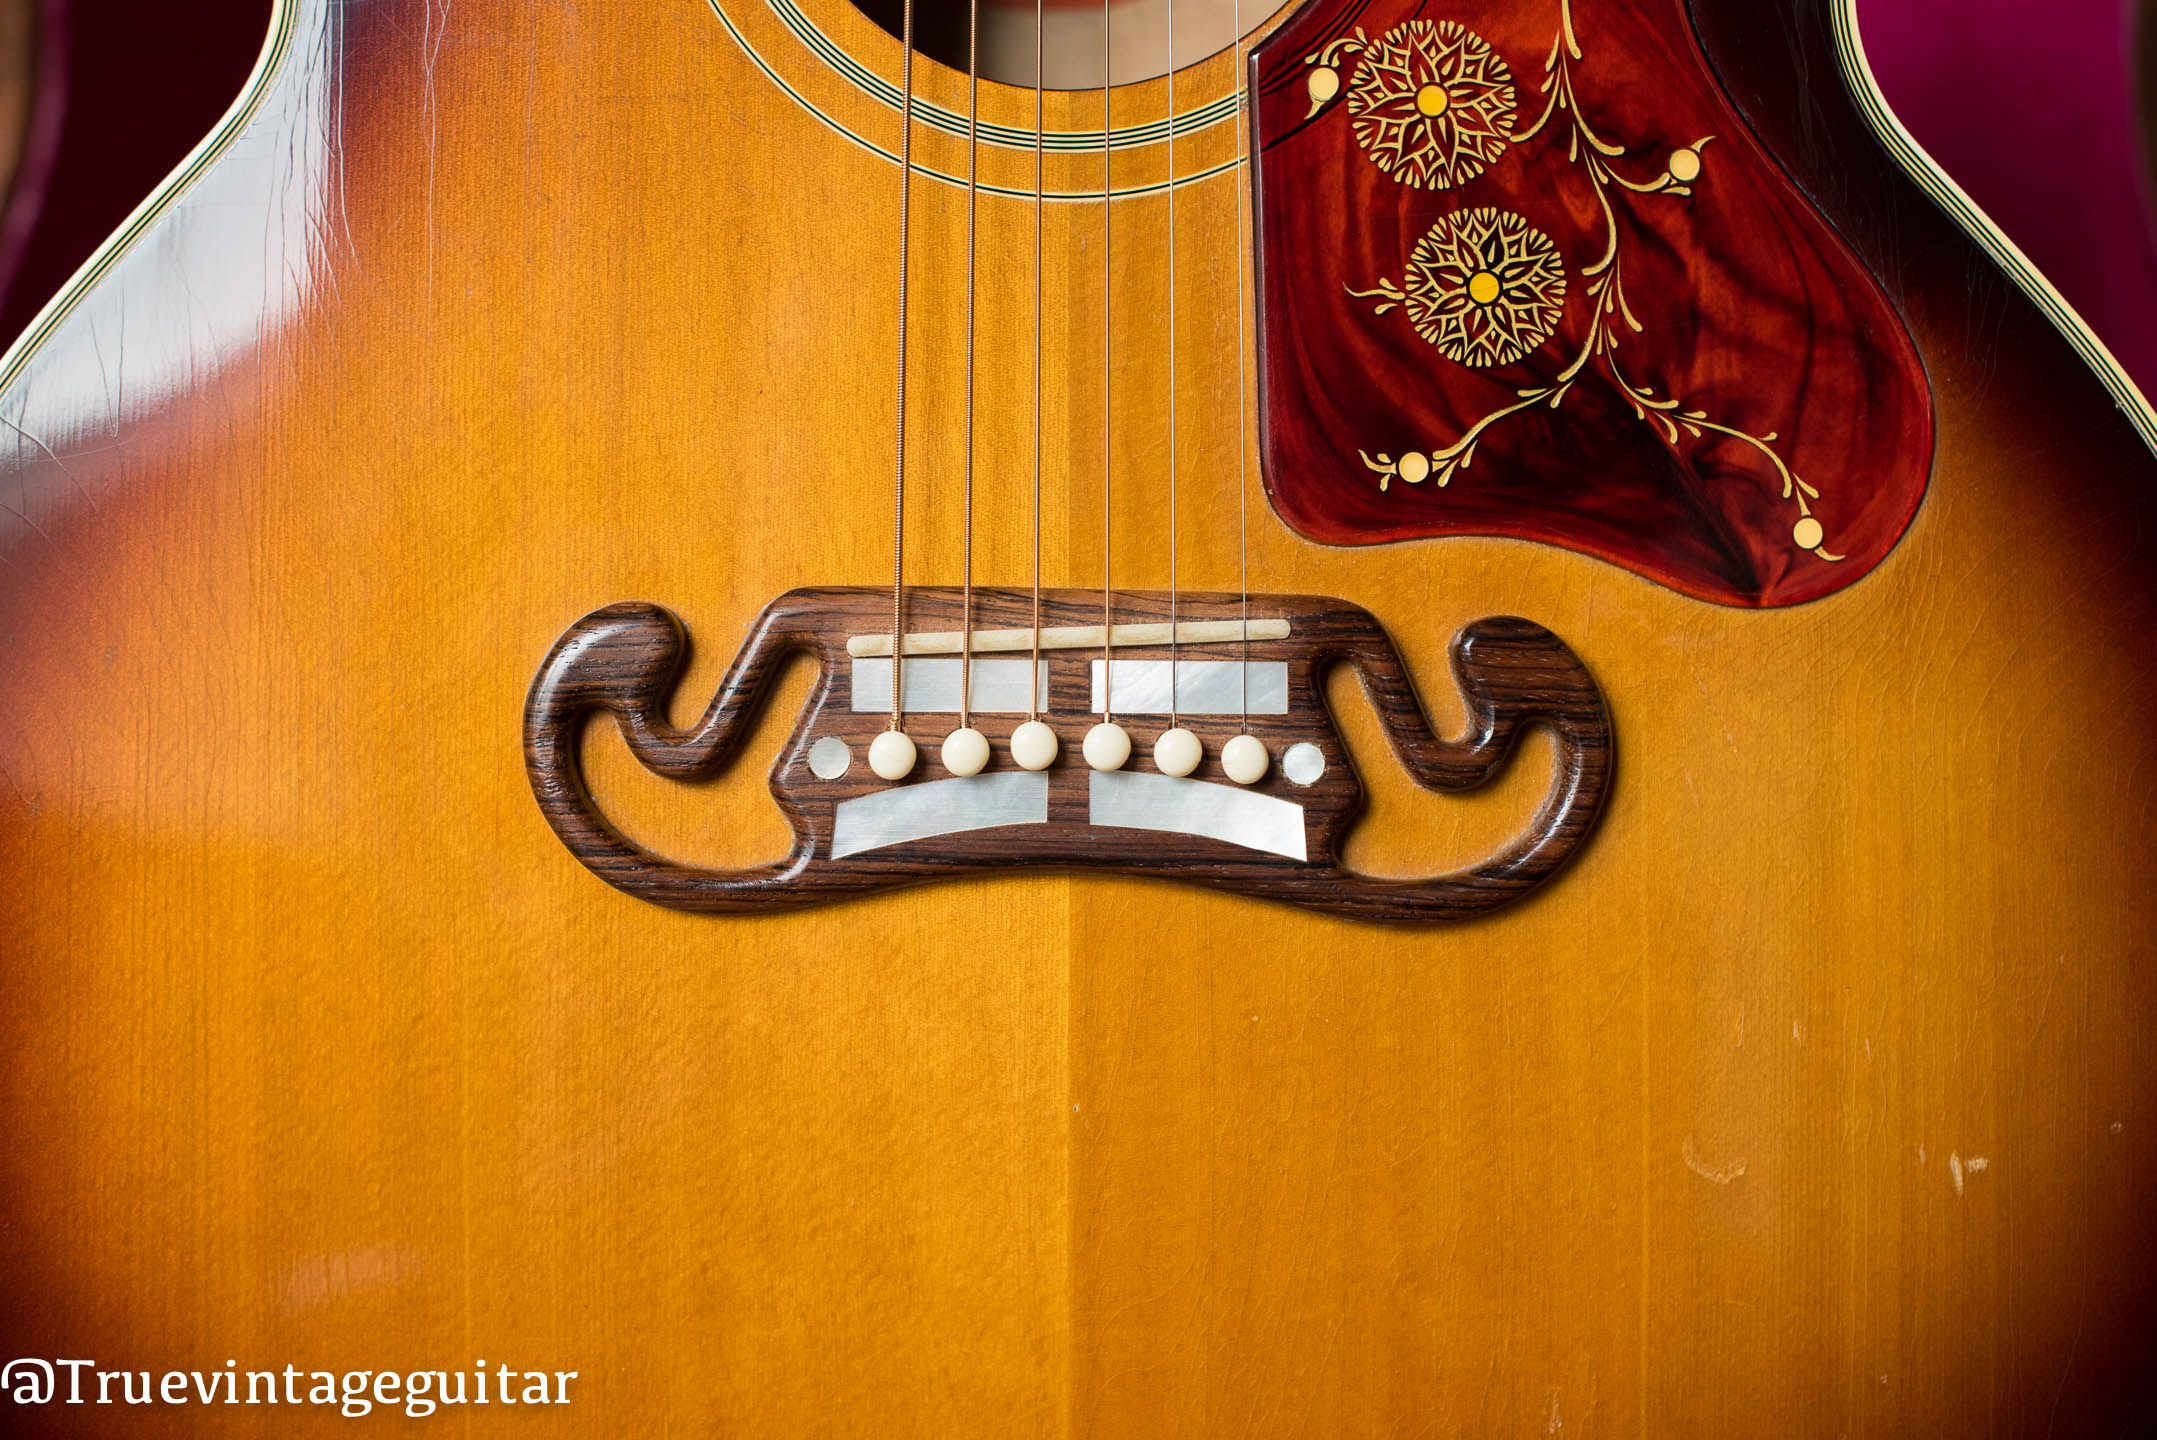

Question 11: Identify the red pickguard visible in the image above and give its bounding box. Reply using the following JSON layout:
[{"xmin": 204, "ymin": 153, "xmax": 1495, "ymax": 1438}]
[{"xmin": 1251, "ymin": 0, "xmax": 1934, "ymax": 606}]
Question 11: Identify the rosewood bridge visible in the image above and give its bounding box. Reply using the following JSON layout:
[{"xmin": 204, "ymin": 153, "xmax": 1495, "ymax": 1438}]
[{"xmin": 524, "ymin": 587, "xmax": 1612, "ymax": 922}]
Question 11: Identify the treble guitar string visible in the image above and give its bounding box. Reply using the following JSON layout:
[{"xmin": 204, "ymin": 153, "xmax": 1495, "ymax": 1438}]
[
  {"xmin": 887, "ymin": 0, "xmax": 917, "ymax": 732},
  {"xmin": 1232, "ymin": 0, "xmax": 1250, "ymax": 727}
]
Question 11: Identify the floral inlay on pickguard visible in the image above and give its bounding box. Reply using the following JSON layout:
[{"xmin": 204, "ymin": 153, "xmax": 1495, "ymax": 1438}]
[
  {"xmin": 1311, "ymin": 1, "xmax": 1837, "ymax": 561},
  {"xmin": 1351, "ymin": 207, "xmax": 1566, "ymax": 369},
  {"xmin": 1250, "ymin": 0, "xmax": 1932, "ymax": 607},
  {"xmin": 1337, "ymin": 20, "xmax": 1519, "ymax": 190}
]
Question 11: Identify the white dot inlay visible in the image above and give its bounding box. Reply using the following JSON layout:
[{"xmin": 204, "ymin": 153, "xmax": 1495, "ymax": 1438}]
[
  {"xmin": 1283, "ymin": 742, "xmax": 1326, "ymax": 786},
  {"xmin": 808, "ymin": 735, "xmax": 852, "ymax": 780}
]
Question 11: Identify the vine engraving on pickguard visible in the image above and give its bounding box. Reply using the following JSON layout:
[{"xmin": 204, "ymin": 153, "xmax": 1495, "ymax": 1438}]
[{"xmin": 1306, "ymin": 0, "xmax": 1840, "ymax": 561}]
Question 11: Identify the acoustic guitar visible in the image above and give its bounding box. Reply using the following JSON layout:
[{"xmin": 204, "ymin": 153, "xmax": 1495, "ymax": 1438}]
[{"xmin": 1, "ymin": 0, "xmax": 2152, "ymax": 1432}]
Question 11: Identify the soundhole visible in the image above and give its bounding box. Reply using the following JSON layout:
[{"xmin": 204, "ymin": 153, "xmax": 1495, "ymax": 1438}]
[{"xmin": 849, "ymin": 0, "xmax": 1295, "ymax": 89}]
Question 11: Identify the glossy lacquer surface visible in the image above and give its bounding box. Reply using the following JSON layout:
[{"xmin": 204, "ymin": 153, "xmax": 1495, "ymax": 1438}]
[
  {"xmin": 1251, "ymin": 0, "xmax": 1932, "ymax": 605},
  {"xmin": 0, "ymin": 0, "xmax": 2153, "ymax": 1434}
]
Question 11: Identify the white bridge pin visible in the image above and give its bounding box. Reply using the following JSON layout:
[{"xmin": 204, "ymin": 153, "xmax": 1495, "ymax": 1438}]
[
  {"xmin": 868, "ymin": 729, "xmax": 918, "ymax": 781},
  {"xmin": 1009, "ymin": 719, "xmax": 1059, "ymax": 771},
  {"xmin": 1221, "ymin": 734, "xmax": 1269, "ymax": 785},
  {"xmin": 941, "ymin": 726, "xmax": 990, "ymax": 777},
  {"xmin": 1083, "ymin": 721, "xmax": 1132, "ymax": 772},
  {"xmin": 1153, "ymin": 727, "xmax": 1202, "ymax": 778}
]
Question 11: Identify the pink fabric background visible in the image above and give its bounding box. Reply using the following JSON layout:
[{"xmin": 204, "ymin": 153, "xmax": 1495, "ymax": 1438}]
[{"xmin": 1856, "ymin": 0, "xmax": 2157, "ymax": 394}]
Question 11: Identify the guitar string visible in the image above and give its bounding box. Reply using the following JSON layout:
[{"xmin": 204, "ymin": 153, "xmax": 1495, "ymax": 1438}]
[
  {"xmin": 1099, "ymin": 0, "xmax": 1114, "ymax": 725},
  {"xmin": 893, "ymin": 13, "xmax": 1236, "ymax": 739},
  {"xmin": 960, "ymin": 0, "xmax": 980, "ymax": 732},
  {"xmin": 1233, "ymin": 0, "xmax": 1249, "ymax": 727},
  {"xmin": 887, "ymin": 0, "xmax": 917, "ymax": 731},
  {"xmin": 1165, "ymin": 0, "xmax": 1179, "ymax": 731},
  {"xmin": 1030, "ymin": 0, "xmax": 1044, "ymax": 721}
]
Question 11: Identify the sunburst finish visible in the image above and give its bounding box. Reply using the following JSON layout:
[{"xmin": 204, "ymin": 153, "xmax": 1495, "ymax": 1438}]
[{"xmin": 0, "ymin": 0, "xmax": 2152, "ymax": 1434}]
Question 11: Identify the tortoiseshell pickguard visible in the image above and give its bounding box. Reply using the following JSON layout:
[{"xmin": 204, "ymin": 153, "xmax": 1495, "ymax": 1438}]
[{"xmin": 1251, "ymin": 0, "xmax": 1934, "ymax": 606}]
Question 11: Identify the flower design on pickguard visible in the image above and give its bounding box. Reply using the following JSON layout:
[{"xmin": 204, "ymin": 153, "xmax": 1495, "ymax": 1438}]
[
  {"xmin": 1350, "ymin": 209, "xmax": 1566, "ymax": 368},
  {"xmin": 1308, "ymin": 0, "xmax": 1841, "ymax": 562},
  {"xmin": 1338, "ymin": 20, "xmax": 1519, "ymax": 191}
]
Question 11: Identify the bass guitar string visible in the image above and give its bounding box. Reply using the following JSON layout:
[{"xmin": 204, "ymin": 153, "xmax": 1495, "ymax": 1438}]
[
  {"xmin": 887, "ymin": 0, "xmax": 917, "ymax": 730},
  {"xmin": 1030, "ymin": 0, "xmax": 1045, "ymax": 720},
  {"xmin": 1165, "ymin": 0, "xmax": 1179, "ymax": 730},
  {"xmin": 1099, "ymin": 0, "xmax": 1114, "ymax": 725},
  {"xmin": 960, "ymin": 0, "xmax": 980, "ymax": 731}
]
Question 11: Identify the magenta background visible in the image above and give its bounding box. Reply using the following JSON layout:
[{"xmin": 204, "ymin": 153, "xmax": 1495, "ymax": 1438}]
[{"xmin": 1857, "ymin": 0, "xmax": 2157, "ymax": 394}]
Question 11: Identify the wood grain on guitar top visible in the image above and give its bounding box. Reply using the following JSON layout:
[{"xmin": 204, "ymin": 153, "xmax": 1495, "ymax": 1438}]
[{"xmin": 0, "ymin": 0, "xmax": 2152, "ymax": 1434}]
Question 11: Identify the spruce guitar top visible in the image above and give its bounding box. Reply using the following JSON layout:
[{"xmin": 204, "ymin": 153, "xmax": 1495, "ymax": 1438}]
[{"xmin": 1, "ymin": 0, "xmax": 2153, "ymax": 1432}]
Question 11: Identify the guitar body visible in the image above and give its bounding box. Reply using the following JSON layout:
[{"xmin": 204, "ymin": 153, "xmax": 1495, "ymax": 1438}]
[{"xmin": 1, "ymin": 0, "xmax": 2152, "ymax": 1433}]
